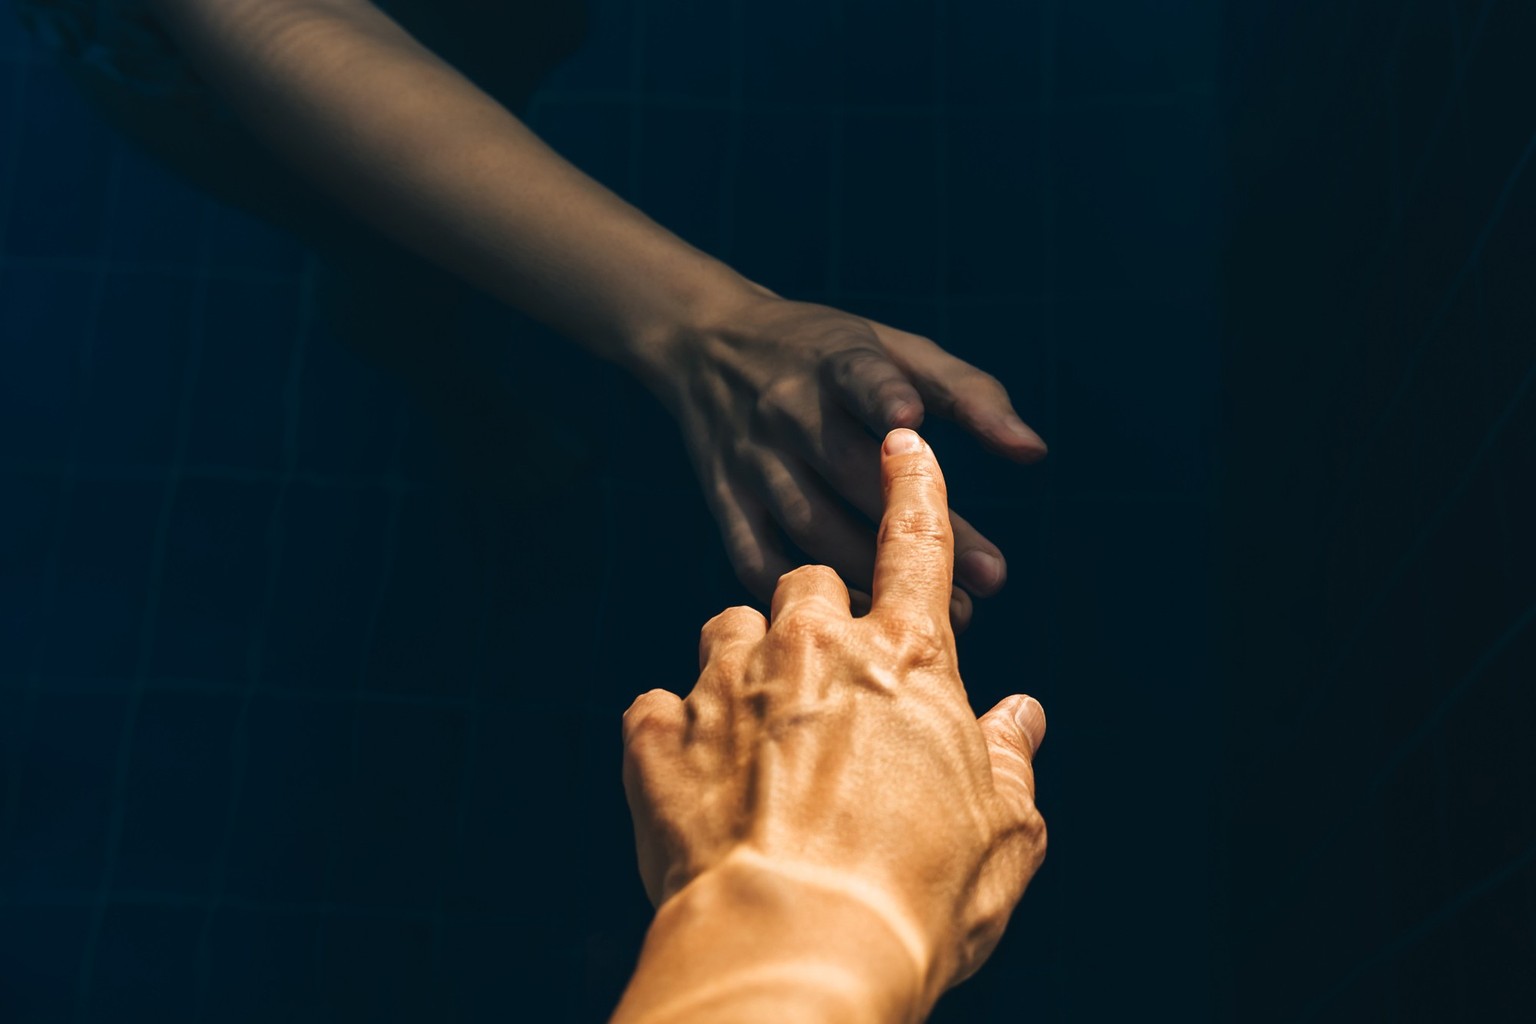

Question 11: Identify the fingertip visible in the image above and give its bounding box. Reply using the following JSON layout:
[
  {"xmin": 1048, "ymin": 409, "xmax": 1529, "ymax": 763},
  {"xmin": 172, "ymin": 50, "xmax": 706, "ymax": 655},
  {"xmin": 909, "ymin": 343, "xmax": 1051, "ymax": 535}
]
[
  {"xmin": 888, "ymin": 400, "xmax": 925, "ymax": 431},
  {"xmin": 883, "ymin": 427, "xmax": 926, "ymax": 456},
  {"xmin": 1001, "ymin": 414, "xmax": 1043, "ymax": 446},
  {"xmin": 958, "ymin": 549, "xmax": 1005, "ymax": 595},
  {"xmin": 949, "ymin": 594, "xmax": 971, "ymax": 634},
  {"xmin": 1020, "ymin": 446, "xmax": 1049, "ymax": 464}
]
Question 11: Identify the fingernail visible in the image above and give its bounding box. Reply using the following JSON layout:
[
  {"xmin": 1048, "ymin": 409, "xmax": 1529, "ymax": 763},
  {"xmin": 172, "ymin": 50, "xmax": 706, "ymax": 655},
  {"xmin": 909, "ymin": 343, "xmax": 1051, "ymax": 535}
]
[
  {"xmin": 884, "ymin": 428, "xmax": 924, "ymax": 455},
  {"xmin": 958, "ymin": 550, "xmax": 1003, "ymax": 592},
  {"xmin": 1012, "ymin": 696, "xmax": 1047, "ymax": 756}
]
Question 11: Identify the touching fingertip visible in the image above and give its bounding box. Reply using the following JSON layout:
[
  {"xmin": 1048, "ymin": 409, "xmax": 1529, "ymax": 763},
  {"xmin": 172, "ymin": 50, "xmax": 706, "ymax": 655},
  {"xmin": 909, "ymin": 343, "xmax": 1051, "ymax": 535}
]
[
  {"xmin": 884, "ymin": 428, "xmax": 925, "ymax": 456},
  {"xmin": 888, "ymin": 401, "xmax": 924, "ymax": 430}
]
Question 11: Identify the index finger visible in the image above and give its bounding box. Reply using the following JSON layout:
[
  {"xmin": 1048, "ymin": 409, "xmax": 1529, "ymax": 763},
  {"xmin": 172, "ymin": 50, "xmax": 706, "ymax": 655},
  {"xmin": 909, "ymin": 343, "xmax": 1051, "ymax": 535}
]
[{"xmin": 869, "ymin": 428, "xmax": 954, "ymax": 627}]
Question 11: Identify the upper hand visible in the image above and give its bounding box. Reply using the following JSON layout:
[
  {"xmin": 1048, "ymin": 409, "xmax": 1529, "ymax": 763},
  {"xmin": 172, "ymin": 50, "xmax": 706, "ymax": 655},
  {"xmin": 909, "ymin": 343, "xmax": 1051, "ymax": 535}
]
[
  {"xmin": 629, "ymin": 286, "xmax": 1046, "ymax": 633},
  {"xmin": 620, "ymin": 428, "xmax": 1049, "ymax": 1001}
]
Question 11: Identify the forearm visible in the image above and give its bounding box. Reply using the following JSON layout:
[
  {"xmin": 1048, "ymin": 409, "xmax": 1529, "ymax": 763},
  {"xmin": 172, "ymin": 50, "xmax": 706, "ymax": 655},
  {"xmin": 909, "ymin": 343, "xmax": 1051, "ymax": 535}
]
[
  {"xmin": 147, "ymin": 0, "xmax": 755, "ymax": 367},
  {"xmin": 611, "ymin": 857, "xmax": 936, "ymax": 1024}
]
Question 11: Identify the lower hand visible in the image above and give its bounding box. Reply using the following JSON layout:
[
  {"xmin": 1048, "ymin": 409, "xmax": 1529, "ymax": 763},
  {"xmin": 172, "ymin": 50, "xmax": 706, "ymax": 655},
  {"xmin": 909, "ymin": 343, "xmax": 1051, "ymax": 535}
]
[
  {"xmin": 620, "ymin": 428, "xmax": 1049, "ymax": 1003},
  {"xmin": 629, "ymin": 286, "xmax": 1046, "ymax": 633}
]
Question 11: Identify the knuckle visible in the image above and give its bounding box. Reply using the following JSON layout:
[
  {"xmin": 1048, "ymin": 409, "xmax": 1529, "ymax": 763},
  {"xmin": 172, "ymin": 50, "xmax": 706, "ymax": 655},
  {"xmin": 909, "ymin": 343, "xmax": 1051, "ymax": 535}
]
[
  {"xmin": 623, "ymin": 693, "xmax": 681, "ymax": 747},
  {"xmin": 1008, "ymin": 805, "xmax": 1048, "ymax": 870},
  {"xmin": 753, "ymin": 375, "xmax": 803, "ymax": 423},
  {"xmin": 624, "ymin": 712, "xmax": 668, "ymax": 748},
  {"xmin": 1029, "ymin": 815, "xmax": 1049, "ymax": 867},
  {"xmin": 823, "ymin": 321, "xmax": 878, "ymax": 347},
  {"xmin": 873, "ymin": 375, "xmax": 918, "ymax": 406},
  {"xmin": 704, "ymin": 604, "xmax": 764, "ymax": 635},
  {"xmin": 623, "ymin": 688, "xmax": 669, "ymax": 720},
  {"xmin": 886, "ymin": 453, "xmax": 938, "ymax": 484},
  {"xmin": 708, "ymin": 641, "xmax": 754, "ymax": 677},
  {"xmin": 824, "ymin": 345, "xmax": 882, "ymax": 386},
  {"xmin": 771, "ymin": 606, "xmax": 838, "ymax": 646},
  {"xmin": 779, "ymin": 562, "xmax": 840, "ymax": 586},
  {"xmin": 878, "ymin": 505, "xmax": 951, "ymax": 546},
  {"xmin": 879, "ymin": 608, "xmax": 951, "ymax": 663},
  {"xmin": 1021, "ymin": 803, "xmax": 1047, "ymax": 843}
]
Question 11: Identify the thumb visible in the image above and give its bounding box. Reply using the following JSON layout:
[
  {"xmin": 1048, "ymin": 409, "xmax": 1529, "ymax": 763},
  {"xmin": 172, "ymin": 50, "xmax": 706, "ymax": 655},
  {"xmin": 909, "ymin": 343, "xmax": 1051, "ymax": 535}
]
[{"xmin": 976, "ymin": 694, "xmax": 1046, "ymax": 814}]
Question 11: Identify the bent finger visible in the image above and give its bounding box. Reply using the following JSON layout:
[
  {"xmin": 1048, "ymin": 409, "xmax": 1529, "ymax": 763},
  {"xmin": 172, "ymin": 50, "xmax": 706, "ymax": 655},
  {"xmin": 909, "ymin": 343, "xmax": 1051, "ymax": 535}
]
[
  {"xmin": 699, "ymin": 605, "xmax": 767, "ymax": 672},
  {"xmin": 622, "ymin": 688, "xmax": 687, "ymax": 747},
  {"xmin": 770, "ymin": 563, "xmax": 852, "ymax": 625},
  {"xmin": 821, "ymin": 344, "xmax": 926, "ymax": 434},
  {"xmin": 703, "ymin": 464, "xmax": 797, "ymax": 607},
  {"xmin": 751, "ymin": 451, "xmax": 878, "ymax": 594}
]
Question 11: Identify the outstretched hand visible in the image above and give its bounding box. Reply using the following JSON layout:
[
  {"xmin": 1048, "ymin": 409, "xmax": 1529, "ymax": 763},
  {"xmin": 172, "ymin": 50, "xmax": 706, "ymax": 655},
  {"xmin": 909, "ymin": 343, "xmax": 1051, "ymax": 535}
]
[
  {"xmin": 621, "ymin": 428, "xmax": 1048, "ymax": 1005},
  {"xmin": 632, "ymin": 288, "xmax": 1046, "ymax": 633}
]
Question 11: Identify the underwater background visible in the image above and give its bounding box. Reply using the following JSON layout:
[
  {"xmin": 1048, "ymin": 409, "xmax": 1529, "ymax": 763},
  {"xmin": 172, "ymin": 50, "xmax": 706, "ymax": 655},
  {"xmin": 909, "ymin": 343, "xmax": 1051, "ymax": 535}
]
[{"xmin": 0, "ymin": 1, "xmax": 1531, "ymax": 1021}]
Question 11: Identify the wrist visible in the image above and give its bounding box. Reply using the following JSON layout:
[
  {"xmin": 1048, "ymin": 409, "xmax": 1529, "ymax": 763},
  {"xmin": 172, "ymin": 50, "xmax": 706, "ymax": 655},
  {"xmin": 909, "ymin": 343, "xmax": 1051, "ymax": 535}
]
[
  {"xmin": 613, "ymin": 263, "xmax": 777, "ymax": 404},
  {"xmin": 612, "ymin": 853, "xmax": 938, "ymax": 1024}
]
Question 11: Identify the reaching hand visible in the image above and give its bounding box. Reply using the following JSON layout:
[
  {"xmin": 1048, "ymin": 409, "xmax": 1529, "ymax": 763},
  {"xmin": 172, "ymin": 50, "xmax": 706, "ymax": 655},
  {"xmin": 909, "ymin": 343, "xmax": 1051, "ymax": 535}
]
[
  {"xmin": 620, "ymin": 428, "xmax": 1048, "ymax": 1003},
  {"xmin": 632, "ymin": 288, "xmax": 1046, "ymax": 633}
]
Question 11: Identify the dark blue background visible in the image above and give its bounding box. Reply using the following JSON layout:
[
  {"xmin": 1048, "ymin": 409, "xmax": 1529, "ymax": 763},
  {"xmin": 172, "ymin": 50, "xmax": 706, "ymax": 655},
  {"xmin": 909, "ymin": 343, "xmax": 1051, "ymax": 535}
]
[
  {"xmin": 1218, "ymin": 3, "xmax": 1536, "ymax": 1020},
  {"xmin": 0, "ymin": 1, "xmax": 1530, "ymax": 1021}
]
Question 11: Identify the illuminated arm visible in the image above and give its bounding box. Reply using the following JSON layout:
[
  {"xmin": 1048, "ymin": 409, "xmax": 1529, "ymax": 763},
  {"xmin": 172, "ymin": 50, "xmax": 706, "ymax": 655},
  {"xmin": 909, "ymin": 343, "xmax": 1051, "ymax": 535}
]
[{"xmin": 146, "ymin": 0, "xmax": 760, "ymax": 370}]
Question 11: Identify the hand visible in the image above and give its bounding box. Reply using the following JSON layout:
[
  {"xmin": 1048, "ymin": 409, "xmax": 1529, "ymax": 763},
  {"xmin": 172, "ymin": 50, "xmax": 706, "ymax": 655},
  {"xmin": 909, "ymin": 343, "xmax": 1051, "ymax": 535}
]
[
  {"xmin": 620, "ymin": 428, "xmax": 1048, "ymax": 1004},
  {"xmin": 629, "ymin": 286, "xmax": 1046, "ymax": 633}
]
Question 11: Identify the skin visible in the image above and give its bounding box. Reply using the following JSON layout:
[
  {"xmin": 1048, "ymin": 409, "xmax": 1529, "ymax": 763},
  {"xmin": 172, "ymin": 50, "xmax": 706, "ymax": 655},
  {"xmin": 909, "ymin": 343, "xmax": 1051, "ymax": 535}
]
[
  {"xmin": 144, "ymin": 0, "xmax": 1048, "ymax": 631},
  {"xmin": 615, "ymin": 428, "xmax": 1048, "ymax": 1023}
]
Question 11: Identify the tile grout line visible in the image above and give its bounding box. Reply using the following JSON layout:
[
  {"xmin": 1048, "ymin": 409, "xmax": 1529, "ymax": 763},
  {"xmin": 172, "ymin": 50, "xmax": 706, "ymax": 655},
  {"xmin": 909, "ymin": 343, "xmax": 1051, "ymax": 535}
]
[
  {"xmin": 309, "ymin": 403, "xmax": 412, "ymax": 970},
  {"xmin": 1, "ymin": 63, "xmax": 99, "ymax": 900},
  {"xmin": 73, "ymin": 181, "xmax": 213, "ymax": 1023},
  {"xmin": 191, "ymin": 251, "xmax": 316, "ymax": 1023}
]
